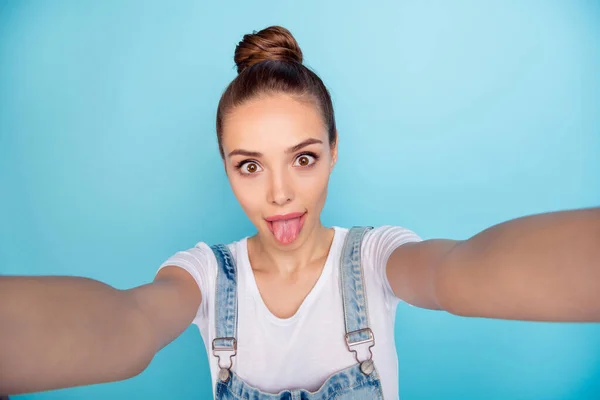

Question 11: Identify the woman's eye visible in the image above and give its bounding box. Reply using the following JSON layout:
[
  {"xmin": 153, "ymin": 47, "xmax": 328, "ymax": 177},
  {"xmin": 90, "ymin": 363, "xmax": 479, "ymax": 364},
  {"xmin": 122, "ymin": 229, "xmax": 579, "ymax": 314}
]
[
  {"xmin": 294, "ymin": 154, "xmax": 316, "ymax": 167},
  {"xmin": 240, "ymin": 162, "xmax": 263, "ymax": 175}
]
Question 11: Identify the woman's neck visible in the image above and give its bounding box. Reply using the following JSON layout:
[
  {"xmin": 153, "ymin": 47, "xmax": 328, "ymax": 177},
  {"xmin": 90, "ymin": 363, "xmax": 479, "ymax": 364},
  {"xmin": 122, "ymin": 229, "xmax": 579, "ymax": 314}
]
[{"xmin": 248, "ymin": 223, "xmax": 335, "ymax": 276}]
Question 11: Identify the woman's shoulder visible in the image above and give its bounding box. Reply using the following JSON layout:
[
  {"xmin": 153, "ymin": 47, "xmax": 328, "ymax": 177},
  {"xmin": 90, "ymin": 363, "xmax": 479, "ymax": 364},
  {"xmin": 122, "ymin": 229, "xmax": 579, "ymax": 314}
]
[
  {"xmin": 358, "ymin": 225, "xmax": 423, "ymax": 259},
  {"xmin": 177, "ymin": 235, "xmax": 249, "ymax": 255},
  {"xmin": 365, "ymin": 224, "xmax": 421, "ymax": 240},
  {"xmin": 335, "ymin": 225, "xmax": 421, "ymax": 243},
  {"xmin": 156, "ymin": 235, "xmax": 247, "ymax": 277},
  {"xmin": 329, "ymin": 225, "xmax": 422, "ymax": 263}
]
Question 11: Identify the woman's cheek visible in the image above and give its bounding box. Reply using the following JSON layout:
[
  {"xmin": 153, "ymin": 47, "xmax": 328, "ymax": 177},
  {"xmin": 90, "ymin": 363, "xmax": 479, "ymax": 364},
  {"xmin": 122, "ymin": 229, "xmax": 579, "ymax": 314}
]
[
  {"xmin": 296, "ymin": 166, "xmax": 329, "ymax": 192},
  {"xmin": 232, "ymin": 175, "xmax": 264, "ymax": 207}
]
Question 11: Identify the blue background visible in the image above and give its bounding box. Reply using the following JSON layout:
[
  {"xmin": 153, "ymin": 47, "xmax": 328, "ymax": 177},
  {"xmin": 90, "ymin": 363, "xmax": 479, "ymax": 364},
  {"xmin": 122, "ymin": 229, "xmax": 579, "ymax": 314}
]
[{"xmin": 1, "ymin": 1, "xmax": 599, "ymax": 399}]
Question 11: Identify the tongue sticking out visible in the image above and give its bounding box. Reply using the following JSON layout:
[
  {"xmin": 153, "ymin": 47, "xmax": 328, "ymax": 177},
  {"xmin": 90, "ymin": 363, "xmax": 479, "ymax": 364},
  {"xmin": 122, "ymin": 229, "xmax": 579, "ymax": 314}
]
[{"xmin": 270, "ymin": 216, "xmax": 304, "ymax": 245}]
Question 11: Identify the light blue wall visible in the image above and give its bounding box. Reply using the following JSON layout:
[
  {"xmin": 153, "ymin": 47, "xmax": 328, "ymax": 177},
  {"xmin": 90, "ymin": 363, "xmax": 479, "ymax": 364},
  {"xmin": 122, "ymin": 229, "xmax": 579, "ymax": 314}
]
[{"xmin": 1, "ymin": 1, "xmax": 599, "ymax": 399}]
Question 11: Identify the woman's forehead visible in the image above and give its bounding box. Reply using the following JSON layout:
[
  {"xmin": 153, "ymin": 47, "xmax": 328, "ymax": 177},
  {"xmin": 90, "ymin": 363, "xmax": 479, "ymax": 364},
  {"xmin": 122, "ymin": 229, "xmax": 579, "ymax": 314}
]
[{"xmin": 222, "ymin": 94, "xmax": 328, "ymax": 153}]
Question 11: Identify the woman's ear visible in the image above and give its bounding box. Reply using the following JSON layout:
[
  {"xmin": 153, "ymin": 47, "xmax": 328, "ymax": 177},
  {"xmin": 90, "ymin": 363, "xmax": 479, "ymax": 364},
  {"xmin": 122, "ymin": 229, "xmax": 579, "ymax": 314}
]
[
  {"xmin": 330, "ymin": 132, "xmax": 338, "ymax": 171},
  {"xmin": 222, "ymin": 159, "xmax": 229, "ymax": 176}
]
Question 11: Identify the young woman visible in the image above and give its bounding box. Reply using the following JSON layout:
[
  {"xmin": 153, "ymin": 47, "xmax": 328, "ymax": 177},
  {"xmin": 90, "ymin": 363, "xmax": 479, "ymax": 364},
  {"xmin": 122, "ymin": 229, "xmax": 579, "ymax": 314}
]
[{"xmin": 1, "ymin": 25, "xmax": 599, "ymax": 400}]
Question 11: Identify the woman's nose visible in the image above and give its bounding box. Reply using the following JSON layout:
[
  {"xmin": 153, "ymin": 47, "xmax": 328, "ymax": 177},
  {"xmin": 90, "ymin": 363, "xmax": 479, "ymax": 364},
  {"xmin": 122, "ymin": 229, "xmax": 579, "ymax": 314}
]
[{"xmin": 267, "ymin": 169, "xmax": 293, "ymax": 206}]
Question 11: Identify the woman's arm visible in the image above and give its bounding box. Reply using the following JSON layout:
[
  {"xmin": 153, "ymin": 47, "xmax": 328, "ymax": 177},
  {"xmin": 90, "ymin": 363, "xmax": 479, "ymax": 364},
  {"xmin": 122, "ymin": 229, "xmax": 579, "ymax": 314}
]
[
  {"xmin": 387, "ymin": 207, "xmax": 600, "ymax": 322},
  {"xmin": 0, "ymin": 267, "xmax": 200, "ymax": 395}
]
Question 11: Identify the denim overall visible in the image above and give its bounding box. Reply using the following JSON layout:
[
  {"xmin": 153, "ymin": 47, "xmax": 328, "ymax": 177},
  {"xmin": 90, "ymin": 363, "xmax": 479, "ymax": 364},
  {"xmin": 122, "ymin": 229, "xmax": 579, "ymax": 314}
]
[{"xmin": 209, "ymin": 227, "xmax": 385, "ymax": 399}]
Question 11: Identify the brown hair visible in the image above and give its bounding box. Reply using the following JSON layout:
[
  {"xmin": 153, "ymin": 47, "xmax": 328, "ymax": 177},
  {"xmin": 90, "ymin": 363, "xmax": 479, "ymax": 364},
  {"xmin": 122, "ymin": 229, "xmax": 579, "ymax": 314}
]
[{"xmin": 216, "ymin": 26, "xmax": 337, "ymax": 158}]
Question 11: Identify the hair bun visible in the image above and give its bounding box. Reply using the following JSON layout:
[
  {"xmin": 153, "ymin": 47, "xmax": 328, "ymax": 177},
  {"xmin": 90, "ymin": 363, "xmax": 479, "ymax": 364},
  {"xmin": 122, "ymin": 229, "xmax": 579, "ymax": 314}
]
[{"xmin": 234, "ymin": 26, "xmax": 303, "ymax": 74}]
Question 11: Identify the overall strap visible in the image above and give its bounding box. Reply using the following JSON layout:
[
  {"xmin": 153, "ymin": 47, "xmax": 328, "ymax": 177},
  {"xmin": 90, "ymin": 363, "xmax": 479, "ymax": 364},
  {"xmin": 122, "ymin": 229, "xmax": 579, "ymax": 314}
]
[
  {"xmin": 210, "ymin": 244, "xmax": 238, "ymax": 380},
  {"xmin": 339, "ymin": 226, "xmax": 375, "ymax": 364}
]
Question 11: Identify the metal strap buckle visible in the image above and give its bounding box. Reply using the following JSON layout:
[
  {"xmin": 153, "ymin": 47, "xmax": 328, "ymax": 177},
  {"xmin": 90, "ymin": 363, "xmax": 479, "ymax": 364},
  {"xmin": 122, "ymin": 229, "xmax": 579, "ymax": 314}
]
[
  {"xmin": 345, "ymin": 328, "xmax": 375, "ymax": 363},
  {"xmin": 212, "ymin": 337, "xmax": 237, "ymax": 370}
]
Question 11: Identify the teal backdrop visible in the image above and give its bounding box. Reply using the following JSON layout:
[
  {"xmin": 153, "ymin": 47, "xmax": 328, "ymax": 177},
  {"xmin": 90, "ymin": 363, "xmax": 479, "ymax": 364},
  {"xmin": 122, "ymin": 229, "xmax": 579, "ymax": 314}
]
[{"xmin": 1, "ymin": 1, "xmax": 599, "ymax": 399}]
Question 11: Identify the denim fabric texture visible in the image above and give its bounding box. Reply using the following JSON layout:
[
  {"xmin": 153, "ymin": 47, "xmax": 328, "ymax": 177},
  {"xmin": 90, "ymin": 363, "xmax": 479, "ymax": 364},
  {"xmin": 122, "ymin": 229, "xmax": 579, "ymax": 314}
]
[
  {"xmin": 212, "ymin": 244, "xmax": 238, "ymax": 360},
  {"xmin": 209, "ymin": 227, "xmax": 385, "ymax": 399}
]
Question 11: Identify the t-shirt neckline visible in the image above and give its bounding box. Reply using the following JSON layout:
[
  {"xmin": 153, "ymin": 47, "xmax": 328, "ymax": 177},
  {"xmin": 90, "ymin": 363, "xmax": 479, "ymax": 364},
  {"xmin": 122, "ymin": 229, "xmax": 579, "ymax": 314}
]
[{"xmin": 239, "ymin": 226, "xmax": 342, "ymax": 326}]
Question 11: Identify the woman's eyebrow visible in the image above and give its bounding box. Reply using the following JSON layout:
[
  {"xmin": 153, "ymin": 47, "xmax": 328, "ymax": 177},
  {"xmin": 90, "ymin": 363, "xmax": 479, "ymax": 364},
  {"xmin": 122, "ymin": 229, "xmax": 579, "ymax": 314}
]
[
  {"xmin": 285, "ymin": 138, "xmax": 323, "ymax": 154},
  {"xmin": 228, "ymin": 149, "xmax": 262, "ymax": 158},
  {"xmin": 227, "ymin": 138, "xmax": 323, "ymax": 158}
]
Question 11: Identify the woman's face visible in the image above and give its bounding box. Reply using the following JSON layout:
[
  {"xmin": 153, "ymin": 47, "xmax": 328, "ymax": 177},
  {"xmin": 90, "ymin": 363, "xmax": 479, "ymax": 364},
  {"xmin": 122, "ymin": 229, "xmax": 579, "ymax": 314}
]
[{"xmin": 221, "ymin": 93, "xmax": 337, "ymax": 250}]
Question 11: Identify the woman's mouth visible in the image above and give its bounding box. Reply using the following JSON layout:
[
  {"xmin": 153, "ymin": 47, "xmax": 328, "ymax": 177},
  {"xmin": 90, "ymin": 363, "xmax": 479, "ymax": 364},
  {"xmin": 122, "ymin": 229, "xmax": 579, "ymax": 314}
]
[{"xmin": 265, "ymin": 212, "xmax": 307, "ymax": 245}]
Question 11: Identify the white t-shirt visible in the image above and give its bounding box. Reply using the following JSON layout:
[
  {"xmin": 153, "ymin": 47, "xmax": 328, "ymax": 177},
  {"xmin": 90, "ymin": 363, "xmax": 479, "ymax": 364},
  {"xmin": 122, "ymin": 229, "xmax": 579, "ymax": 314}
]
[{"xmin": 156, "ymin": 225, "xmax": 422, "ymax": 400}]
